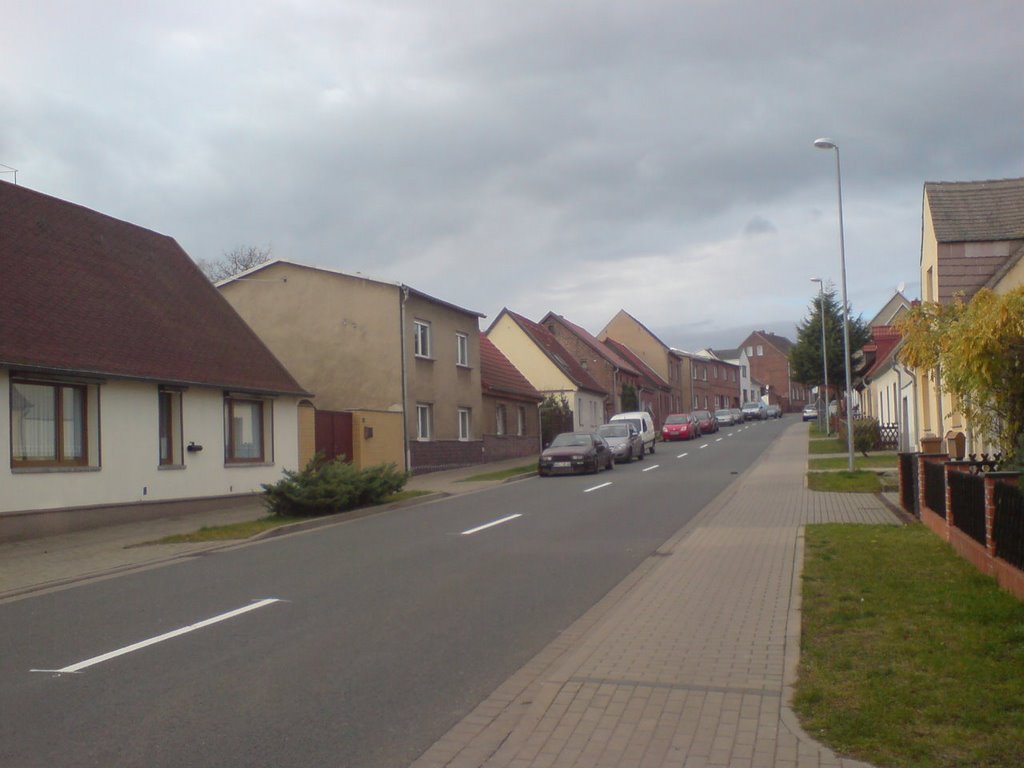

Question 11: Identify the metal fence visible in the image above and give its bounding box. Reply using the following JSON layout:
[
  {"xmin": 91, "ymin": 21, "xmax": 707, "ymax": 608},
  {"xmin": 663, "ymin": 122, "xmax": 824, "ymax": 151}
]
[
  {"xmin": 879, "ymin": 422, "xmax": 899, "ymax": 450},
  {"xmin": 899, "ymin": 453, "xmax": 919, "ymax": 516},
  {"xmin": 994, "ymin": 482, "xmax": 1024, "ymax": 571},
  {"xmin": 923, "ymin": 460, "xmax": 947, "ymax": 518},
  {"xmin": 948, "ymin": 471, "xmax": 987, "ymax": 546}
]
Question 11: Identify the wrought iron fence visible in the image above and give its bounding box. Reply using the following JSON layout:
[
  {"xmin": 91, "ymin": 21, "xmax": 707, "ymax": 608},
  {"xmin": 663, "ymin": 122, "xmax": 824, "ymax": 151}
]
[
  {"xmin": 994, "ymin": 482, "xmax": 1024, "ymax": 571},
  {"xmin": 923, "ymin": 460, "xmax": 947, "ymax": 518},
  {"xmin": 899, "ymin": 453, "xmax": 919, "ymax": 516},
  {"xmin": 948, "ymin": 470, "xmax": 986, "ymax": 545}
]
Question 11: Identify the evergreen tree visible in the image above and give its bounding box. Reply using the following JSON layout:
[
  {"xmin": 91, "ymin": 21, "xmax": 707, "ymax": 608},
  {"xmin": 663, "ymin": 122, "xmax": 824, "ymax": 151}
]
[{"xmin": 789, "ymin": 285, "xmax": 870, "ymax": 395}]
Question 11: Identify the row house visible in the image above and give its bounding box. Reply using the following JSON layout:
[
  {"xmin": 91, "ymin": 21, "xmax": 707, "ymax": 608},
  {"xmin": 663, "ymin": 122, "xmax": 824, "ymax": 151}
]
[
  {"xmin": 685, "ymin": 352, "xmax": 741, "ymax": 411},
  {"xmin": 914, "ymin": 176, "xmax": 1024, "ymax": 453},
  {"xmin": 1, "ymin": 183, "xmax": 307, "ymax": 540},
  {"xmin": 540, "ymin": 312, "xmax": 642, "ymax": 420},
  {"xmin": 479, "ymin": 335, "xmax": 543, "ymax": 461},
  {"xmin": 709, "ymin": 347, "xmax": 754, "ymax": 404},
  {"xmin": 486, "ymin": 309, "xmax": 608, "ymax": 432},
  {"xmin": 220, "ymin": 261, "xmax": 486, "ymax": 474},
  {"xmin": 738, "ymin": 330, "xmax": 809, "ymax": 413},
  {"xmin": 597, "ymin": 310, "xmax": 686, "ymax": 418},
  {"xmin": 601, "ymin": 338, "xmax": 673, "ymax": 429}
]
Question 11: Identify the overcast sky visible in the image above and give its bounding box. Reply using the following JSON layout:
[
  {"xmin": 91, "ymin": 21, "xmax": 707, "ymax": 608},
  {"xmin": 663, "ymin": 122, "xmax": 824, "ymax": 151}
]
[{"xmin": 5, "ymin": 1, "xmax": 1022, "ymax": 350}]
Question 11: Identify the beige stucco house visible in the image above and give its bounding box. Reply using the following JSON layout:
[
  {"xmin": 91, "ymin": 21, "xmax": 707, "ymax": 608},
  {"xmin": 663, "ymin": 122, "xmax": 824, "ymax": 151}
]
[
  {"xmin": 1, "ymin": 183, "xmax": 308, "ymax": 541},
  {"xmin": 914, "ymin": 177, "xmax": 1024, "ymax": 453},
  {"xmin": 219, "ymin": 260, "xmax": 485, "ymax": 474},
  {"xmin": 597, "ymin": 310, "xmax": 686, "ymax": 416},
  {"xmin": 486, "ymin": 309, "xmax": 607, "ymax": 432}
]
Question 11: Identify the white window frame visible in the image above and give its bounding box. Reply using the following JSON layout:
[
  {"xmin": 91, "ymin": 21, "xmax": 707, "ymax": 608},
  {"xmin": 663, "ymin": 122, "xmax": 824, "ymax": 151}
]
[
  {"xmin": 756, "ymin": 344, "xmax": 764, "ymax": 356},
  {"xmin": 458, "ymin": 408, "xmax": 471, "ymax": 441},
  {"xmin": 517, "ymin": 406, "xmax": 526, "ymax": 436},
  {"xmin": 414, "ymin": 320, "xmax": 432, "ymax": 358},
  {"xmin": 495, "ymin": 404, "xmax": 506, "ymax": 436},
  {"xmin": 416, "ymin": 403, "xmax": 432, "ymax": 440},
  {"xmin": 456, "ymin": 332, "xmax": 469, "ymax": 367}
]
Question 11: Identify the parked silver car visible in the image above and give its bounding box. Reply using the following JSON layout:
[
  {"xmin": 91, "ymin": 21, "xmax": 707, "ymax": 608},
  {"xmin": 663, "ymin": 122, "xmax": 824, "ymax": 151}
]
[
  {"xmin": 742, "ymin": 401, "xmax": 767, "ymax": 420},
  {"xmin": 597, "ymin": 423, "xmax": 644, "ymax": 463},
  {"xmin": 714, "ymin": 408, "xmax": 736, "ymax": 427}
]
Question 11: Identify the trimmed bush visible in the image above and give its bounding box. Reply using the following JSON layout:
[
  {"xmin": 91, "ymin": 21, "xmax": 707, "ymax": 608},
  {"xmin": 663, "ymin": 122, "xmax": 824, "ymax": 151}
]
[
  {"xmin": 261, "ymin": 454, "xmax": 408, "ymax": 517},
  {"xmin": 838, "ymin": 417, "xmax": 883, "ymax": 456}
]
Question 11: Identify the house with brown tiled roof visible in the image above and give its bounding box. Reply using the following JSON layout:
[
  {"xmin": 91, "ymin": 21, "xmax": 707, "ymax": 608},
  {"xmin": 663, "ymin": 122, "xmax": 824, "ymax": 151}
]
[
  {"xmin": 601, "ymin": 338, "xmax": 672, "ymax": 428},
  {"xmin": 0, "ymin": 182, "xmax": 308, "ymax": 539},
  {"xmin": 737, "ymin": 330, "xmax": 809, "ymax": 412},
  {"xmin": 539, "ymin": 312, "xmax": 642, "ymax": 420},
  {"xmin": 597, "ymin": 310, "xmax": 686, "ymax": 417},
  {"xmin": 479, "ymin": 334, "xmax": 542, "ymax": 460},
  {"xmin": 486, "ymin": 309, "xmax": 608, "ymax": 432},
  {"xmin": 914, "ymin": 176, "xmax": 1024, "ymax": 450}
]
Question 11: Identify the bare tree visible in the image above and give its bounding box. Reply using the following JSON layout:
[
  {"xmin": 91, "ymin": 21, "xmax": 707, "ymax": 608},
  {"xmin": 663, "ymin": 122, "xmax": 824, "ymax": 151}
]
[{"xmin": 197, "ymin": 244, "xmax": 272, "ymax": 282}]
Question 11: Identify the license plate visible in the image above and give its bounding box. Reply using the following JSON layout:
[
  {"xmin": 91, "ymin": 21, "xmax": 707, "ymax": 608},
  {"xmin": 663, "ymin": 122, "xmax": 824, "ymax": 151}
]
[{"xmin": 553, "ymin": 461, "xmax": 571, "ymax": 468}]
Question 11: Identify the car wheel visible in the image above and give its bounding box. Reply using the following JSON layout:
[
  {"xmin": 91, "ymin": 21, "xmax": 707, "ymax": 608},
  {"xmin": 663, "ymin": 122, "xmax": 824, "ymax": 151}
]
[
  {"xmin": 637, "ymin": 446, "xmax": 644, "ymax": 461},
  {"xmin": 607, "ymin": 455, "xmax": 614, "ymax": 470},
  {"xmin": 649, "ymin": 441, "xmax": 655, "ymax": 454}
]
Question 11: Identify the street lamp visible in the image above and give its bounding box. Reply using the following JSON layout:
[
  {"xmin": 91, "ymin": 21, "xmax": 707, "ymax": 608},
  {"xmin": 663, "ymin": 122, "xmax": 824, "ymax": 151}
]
[
  {"xmin": 810, "ymin": 277, "xmax": 830, "ymax": 436},
  {"xmin": 814, "ymin": 137, "xmax": 855, "ymax": 471}
]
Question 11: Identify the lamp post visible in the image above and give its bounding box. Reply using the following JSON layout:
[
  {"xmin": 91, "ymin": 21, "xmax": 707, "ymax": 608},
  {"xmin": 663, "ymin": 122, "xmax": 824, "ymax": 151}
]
[
  {"xmin": 810, "ymin": 277, "xmax": 830, "ymax": 436},
  {"xmin": 814, "ymin": 137, "xmax": 855, "ymax": 471}
]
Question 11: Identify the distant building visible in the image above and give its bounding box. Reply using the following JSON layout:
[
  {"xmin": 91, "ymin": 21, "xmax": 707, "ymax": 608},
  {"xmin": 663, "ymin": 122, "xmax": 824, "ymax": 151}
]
[{"xmin": 737, "ymin": 330, "xmax": 808, "ymax": 412}]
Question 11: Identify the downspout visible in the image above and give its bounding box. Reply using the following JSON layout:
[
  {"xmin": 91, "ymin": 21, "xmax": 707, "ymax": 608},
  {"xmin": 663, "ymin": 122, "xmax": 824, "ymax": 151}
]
[{"xmin": 399, "ymin": 285, "xmax": 410, "ymax": 473}]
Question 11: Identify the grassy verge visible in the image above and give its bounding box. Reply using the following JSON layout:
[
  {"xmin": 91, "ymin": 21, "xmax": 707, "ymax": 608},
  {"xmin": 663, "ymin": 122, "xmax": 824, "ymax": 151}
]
[
  {"xmin": 153, "ymin": 490, "xmax": 431, "ymax": 543},
  {"xmin": 808, "ymin": 438, "xmax": 847, "ymax": 454},
  {"xmin": 796, "ymin": 524, "xmax": 1024, "ymax": 767},
  {"xmin": 457, "ymin": 463, "xmax": 537, "ymax": 482},
  {"xmin": 806, "ymin": 470, "xmax": 882, "ymax": 493},
  {"xmin": 809, "ymin": 455, "xmax": 898, "ymax": 470}
]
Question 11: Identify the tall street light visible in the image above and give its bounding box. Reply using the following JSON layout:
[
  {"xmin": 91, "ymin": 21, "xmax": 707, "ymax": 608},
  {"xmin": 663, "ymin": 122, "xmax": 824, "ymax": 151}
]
[
  {"xmin": 814, "ymin": 137, "xmax": 855, "ymax": 471},
  {"xmin": 810, "ymin": 277, "xmax": 830, "ymax": 436}
]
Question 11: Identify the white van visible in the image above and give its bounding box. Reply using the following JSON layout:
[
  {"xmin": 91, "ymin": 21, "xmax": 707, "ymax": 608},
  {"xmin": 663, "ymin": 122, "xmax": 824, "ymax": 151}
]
[{"xmin": 610, "ymin": 411, "xmax": 657, "ymax": 454}]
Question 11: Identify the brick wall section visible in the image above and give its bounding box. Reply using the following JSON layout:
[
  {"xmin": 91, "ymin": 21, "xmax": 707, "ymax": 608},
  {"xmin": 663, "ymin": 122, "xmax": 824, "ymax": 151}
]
[
  {"xmin": 409, "ymin": 440, "xmax": 484, "ymax": 474},
  {"xmin": 545, "ymin": 318, "xmax": 640, "ymax": 419},
  {"xmin": 482, "ymin": 435, "xmax": 539, "ymax": 462}
]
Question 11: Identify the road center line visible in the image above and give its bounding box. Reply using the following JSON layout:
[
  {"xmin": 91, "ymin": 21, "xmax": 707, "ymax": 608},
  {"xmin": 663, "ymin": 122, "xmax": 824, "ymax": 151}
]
[
  {"xmin": 642, "ymin": 464, "xmax": 660, "ymax": 472},
  {"xmin": 31, "ymin": 598, "xmax": 281, "ymax": 674},
  {"xmin": 677, "ymin": 452, "xmax": 689, "ymax": 458},
  {"xmin": 699, "ymin": 443, "xmax": 710, "ymax": 449},
  {"xmin": 583, "ymin": 482, "xmax": 612, "ymax": 493},
  {"xmin": 716, "ymin": 438, "xmax": 723, "ymax": 442},
  {"xmin": 461, "ymin": 514, "xmax": 522, "ymax": 535}
]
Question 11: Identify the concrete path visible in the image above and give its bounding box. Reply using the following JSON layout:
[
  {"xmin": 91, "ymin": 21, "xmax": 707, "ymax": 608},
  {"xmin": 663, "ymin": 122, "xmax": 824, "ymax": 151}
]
[{"xmin": 410, "ymin": 423, "xmax": 900, "ymax": 768}]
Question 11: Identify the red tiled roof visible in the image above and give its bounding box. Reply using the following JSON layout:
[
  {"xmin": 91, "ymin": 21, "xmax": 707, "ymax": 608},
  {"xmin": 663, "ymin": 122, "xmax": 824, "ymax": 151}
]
[
  {"xmin": 480, "ymin": 334, "xmax": 543, "ymax": 402},
  {"xmin": 539, "ymin": 312, "xmax": 639, "ymax": 375},
  {"xmin": 502, "ymin": 310, "xmax": 607, "ymax": 395},
  {"xmin": 0, "ymin": 182, "xmax": 307, "ymax": 395},
  {"xmin": 862, "ymin": 326, "xmax": 903, "ymax": 381},
  {"xmin": 601, "ymin": 338, "xmax": 671, "ymax": 391}
]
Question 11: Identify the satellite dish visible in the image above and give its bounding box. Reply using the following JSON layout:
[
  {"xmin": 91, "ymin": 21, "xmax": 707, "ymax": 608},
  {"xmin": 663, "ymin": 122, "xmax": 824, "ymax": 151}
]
[{"xmin": 897, "ymin": 281, "xmax": 905, "ymax": 293}]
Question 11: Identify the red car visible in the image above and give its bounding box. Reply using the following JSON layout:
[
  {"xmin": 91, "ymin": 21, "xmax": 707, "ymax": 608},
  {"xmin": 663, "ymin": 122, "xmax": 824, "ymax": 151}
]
[
  {"xmin": 692, "ymin": 409, "xmax": 718, "ymax": 434},
  {"xmin": 661, "ymin": 413, "xmax": 700, "ymax": 441}
]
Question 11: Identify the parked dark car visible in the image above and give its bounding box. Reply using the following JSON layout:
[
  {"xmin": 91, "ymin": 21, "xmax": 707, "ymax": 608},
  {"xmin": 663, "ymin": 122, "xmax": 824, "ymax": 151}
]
[
  {"xmin": 538, "ymin": 431, "xmax": 614, "ymax": 476},
  {"xmin": 597, "ymin": 423, "xmax": 644, "ymax": 463},
  {"xmin": 661, "ymin": 413, "xmax": 700, "ymax": 441},
  {"xmin": 692, "ymin": 409, "xmax": 718, "ymax": 434}
]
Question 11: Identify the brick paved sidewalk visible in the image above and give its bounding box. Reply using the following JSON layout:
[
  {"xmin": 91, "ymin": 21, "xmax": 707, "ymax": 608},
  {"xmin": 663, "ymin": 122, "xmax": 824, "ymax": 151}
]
[{"xmin": 411, "ymin": 423, "xmax": 899, "ymax": 768}]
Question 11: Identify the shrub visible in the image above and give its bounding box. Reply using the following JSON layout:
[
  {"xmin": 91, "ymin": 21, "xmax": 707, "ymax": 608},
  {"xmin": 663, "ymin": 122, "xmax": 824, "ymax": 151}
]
[
  {"xmin": 838, "ymin": 418, "xmax": 882, "ymax": 456},
  {"xmin": 261, "ymin": 454, "xmax": 408, "ymax": 517}
]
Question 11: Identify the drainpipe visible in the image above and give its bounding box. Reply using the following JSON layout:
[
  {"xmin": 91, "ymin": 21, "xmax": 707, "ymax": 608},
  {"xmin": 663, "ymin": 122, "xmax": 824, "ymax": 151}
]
[{"xmin": 399, "ymin": 285, "xmax": 410, "ymax": 473}]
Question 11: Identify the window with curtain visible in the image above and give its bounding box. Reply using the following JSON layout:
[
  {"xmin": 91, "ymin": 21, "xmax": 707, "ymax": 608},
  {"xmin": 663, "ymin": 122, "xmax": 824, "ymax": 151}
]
[
  {"xmin": 224, "ymin": 396, "xmax": 266, "ymax": 463},
  {"xmin": 10, "ymin": 379, "xmax": 86, "ymax": 467}
]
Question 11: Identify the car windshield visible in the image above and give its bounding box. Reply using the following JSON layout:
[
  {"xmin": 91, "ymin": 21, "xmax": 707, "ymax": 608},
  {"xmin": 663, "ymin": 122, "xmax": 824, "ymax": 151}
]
[
  {"xmin": 598, "ymin": 425, "xmax": 629, "ymax": 438},
  {"xmin": 742, "ymin": 403, "xmax": 760, "ymax": 409},
  {"xmin": 693, "ymin": 411, "xmax": 710, "ymax": 419},
  {"xmin": 715, "ymin": 410, "xmax": 731, "ymax": 417},
  {"xmin": 616, "ymin": 418, "xmax": 642, "ymax": 431},
  {"xmin": 664, "ymin": 415, "xmax": 689, "ymax": 424},
  {"xmin": 549, "ymin": 433, "xmax": 592, "ymax": 448}
]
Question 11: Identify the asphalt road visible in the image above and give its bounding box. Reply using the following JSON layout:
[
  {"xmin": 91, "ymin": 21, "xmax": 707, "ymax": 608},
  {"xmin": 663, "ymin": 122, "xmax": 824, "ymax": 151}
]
[{"xmin": 0, "ymin": 417, "xmax": 790, "ymax": 768}]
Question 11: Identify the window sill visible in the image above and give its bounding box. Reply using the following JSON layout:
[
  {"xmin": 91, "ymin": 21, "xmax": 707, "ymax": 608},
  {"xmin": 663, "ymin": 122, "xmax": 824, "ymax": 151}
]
[
  {"xmin": 456, "ymin": 364, "xmax": 473, "ymax": 370},
  {"xmin": 414, "ymin": 355, "xmax": 434, "ymax": 362},
  {"xmin": 12, "ymin": 465, "xmax": 101, "ymax": 474},
  {"xmin": 224, "ymin": 461, "xmax": 274, "ymax": 468},
  {"xmin": 158, "ymin": 464, "xmax": 187, "ymax": 471}
]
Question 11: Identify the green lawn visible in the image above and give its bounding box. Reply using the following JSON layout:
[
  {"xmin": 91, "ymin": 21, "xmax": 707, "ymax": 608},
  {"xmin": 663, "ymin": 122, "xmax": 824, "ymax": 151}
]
[
  {"xmin": 796, "ymin": 524, "xmax": 1024, "ymax": 767},
  {"xmin": 806, "ymin": 470, "xmax": 882, "ymax": 493},
  {"xmin": 457, "ymin": 463, "xmax": 537, "ymax": 482},
  {"xmin": 808, "ymin": 454, "xmax": 898, "ymax": 470},
  {"xmin": 808, "ymin": 438, "xmax": 849, "ymax": 454}
]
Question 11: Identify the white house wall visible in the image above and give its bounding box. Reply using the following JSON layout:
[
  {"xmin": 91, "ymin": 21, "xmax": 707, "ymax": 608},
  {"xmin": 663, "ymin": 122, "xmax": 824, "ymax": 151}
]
[{"xmin": 2, "ymin": 372, "xmax": 299, "ymax": 515}]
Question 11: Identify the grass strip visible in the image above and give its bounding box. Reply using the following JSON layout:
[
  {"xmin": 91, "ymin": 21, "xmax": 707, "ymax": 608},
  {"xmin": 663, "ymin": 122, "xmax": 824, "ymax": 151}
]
[
  {"xmin": 809, "ymin": 455, "xmax": 898, "ymax": 470},
  {"xmin": 457, "ymin": 463, "xmax": 537, "ymax": 482},
  {"xmin": 806, "ymin": 470, "xmax": 881, "ymax": 493},
  {"xmin": 796, "ymin": 524, "xmax": 1024, "ymax": 768},
  {"xmin": 153, "ymin": 490, "xmax": 431, "ymax": 543}
]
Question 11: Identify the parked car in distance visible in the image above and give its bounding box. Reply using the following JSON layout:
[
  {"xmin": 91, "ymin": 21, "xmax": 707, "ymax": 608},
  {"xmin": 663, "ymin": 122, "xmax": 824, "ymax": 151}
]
[
  {"xmin": 610, "ymin": 411, "xmax": 657, "ymax": 454},
  {"xmin": 731, "ymin": 407, "xmax": 744, "ymax": 423},
  {"xmin": 692, "ymin": 409, "xmax": 718, "ymax": 434},
  {"xmin": 597, "ymin": 423, "xmax": 644, "ymax": 463},
  {"xmin": 802, "ymin": 404, "xmax": 819, "ymax": 422},
  {"xmin": 538, "ymin": 431, "xmax": 614, "ymax": 476},
  {"xmin": 714, "ymin": 408, "xmax": 736, "ymax": 427},
  {"xmin": 742, "ymin": 401, "xmax": 767, "ymax": 420},
  {"xmin": 766, "ymin": 404, "xmax": 783, "ymax": 419},
  {"xmin": 661, "ymin": 413, "xmax": 700, "ymax": 441}
]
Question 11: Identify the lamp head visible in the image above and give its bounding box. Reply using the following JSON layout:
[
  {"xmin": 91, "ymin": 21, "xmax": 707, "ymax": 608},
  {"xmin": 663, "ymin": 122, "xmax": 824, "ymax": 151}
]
[
  {"xmin": 814, "ymin": 138, "xmax": 837, "ymax": 150},
  {"xmin": 810, "ymin": 277, "xmax": 822, "ymax": 283}
]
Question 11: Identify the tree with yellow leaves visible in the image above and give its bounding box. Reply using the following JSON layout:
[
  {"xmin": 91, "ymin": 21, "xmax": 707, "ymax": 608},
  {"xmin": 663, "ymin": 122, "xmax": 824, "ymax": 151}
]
[{"xmin": 898, "ymin": 286, "xmax": 1024, "ymax": 463}]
